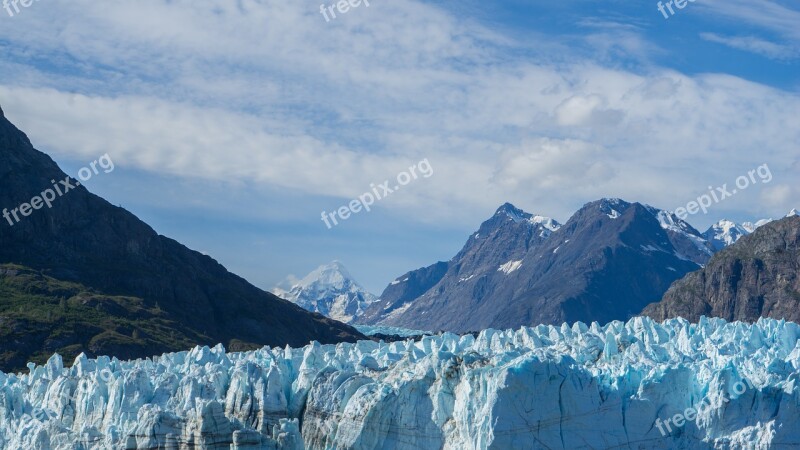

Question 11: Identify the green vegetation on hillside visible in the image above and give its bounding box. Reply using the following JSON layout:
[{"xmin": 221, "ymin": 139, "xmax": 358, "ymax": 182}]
[{"xmin": 0, "ymin": 264, "xmax": 208, "ymax": 373}]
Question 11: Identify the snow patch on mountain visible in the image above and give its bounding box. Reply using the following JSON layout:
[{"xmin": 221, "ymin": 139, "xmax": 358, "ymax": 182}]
[
  {"xmin": 497, "ymin": 260, "xmax": 522, "ymax": 274},
  {"xmin": 652, "ymin": 209, "xmax": 694, "ymax": 234},
  {"xmin": 273, "ymin": 261, "xmax": 377, "ymax": 323},
  {"xmin": 530, "ymin": 215, "xmax": 561, "ymax": 237},
  {"xmin": 597, "ymin": 198, "xmax": 624, "ymax": 220},
  {"xmin": 380, "ymin": 301, "xmax": 413, "ymax": 321},
  {"xmin": 644, "ymin": 207, "xmax": 714, "ymax": 263},
  {"xmin": 4, "ymin": 316, "xmax": 800, "ymax": 449}
]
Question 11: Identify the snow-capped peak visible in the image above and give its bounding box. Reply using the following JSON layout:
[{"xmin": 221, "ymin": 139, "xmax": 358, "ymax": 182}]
[
  {"xmin": 601, "ymin": 197, "xmax": 625, "ymax": 205},
  {"xmin": 300, "ymin": 260, "xmax": 351, "ymax": 289},
  {"xmin": 494, "ymin": 203, "xmax": 561, "ymax": 232},
  {"xmin": 273, "ymin": 261, "xmax": 377, "ymax": 323},
  {"xmin": 787, "ymin": 208, "xmax": 798, "ymax": 217},
  {"xmin": 595, "ymin": 198, "xmax": 629, "ymax": 220},
  {"xmin": 703, "ymin": 219, "xmax": 749, "ymax": 251},
  {"xmin": 495, "ymin": 203, "xmax": 529, "ymax": 222}
]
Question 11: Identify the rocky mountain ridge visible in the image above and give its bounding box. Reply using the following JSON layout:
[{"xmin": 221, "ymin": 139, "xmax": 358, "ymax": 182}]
[{"xmin": 0, "ymin": 105, "xmax": 363, "ymax": 371}]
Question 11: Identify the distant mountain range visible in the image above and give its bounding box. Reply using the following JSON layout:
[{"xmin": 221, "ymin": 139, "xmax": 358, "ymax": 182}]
[
  {"xmin": 356, "ymin": 199, "xmax": 716, "ymax": 332},
  {"xmin": 269, "ymin": 201, "xmax": 798, "ymax": 333},
  {"xmin": 287, "ymin": 200, "xmax": 794, "ymax": 332},
  {"xmin": 703, "ymin": 209, "xmax": 798, "ymax": 250},
  {"xmin": 273, "ymin": 261, "xmax": 378, "ymax": 323},
  {"xmin": 0, "ymin": 105, "xmax": 362, "ymax": 372}
]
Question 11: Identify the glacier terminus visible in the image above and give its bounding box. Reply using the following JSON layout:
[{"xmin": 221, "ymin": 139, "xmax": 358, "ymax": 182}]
[{"xmin": 2, "ymin": 316, "xmax": 799, "ymax": 449}]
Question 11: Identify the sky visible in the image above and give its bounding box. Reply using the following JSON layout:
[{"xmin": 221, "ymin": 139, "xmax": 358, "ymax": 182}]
[{"xmin": 0, "ymin": 0, "xmax": 798, "ymax": 293}]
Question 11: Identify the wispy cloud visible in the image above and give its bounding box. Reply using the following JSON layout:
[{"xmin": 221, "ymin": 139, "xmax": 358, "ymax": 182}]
[
  {"xmin": 700, "ymin": 0, "xmax": 800, "ymax": 41},
  {"xmin": 700, "ymin": 32, "xmax": 798, "ymax": 60}
]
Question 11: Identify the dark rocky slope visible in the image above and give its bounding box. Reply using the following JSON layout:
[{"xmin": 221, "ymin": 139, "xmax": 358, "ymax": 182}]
[
  {"xmin": 643, "ymin": 216, "xmax": 800, "ymax": 323},
  {"xmin": 0, "ymin": 105, "xmax": 362, "ymax": 371}
]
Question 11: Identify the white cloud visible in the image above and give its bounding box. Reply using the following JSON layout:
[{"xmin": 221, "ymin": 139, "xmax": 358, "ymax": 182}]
[
  {"xmin": 0, "ymin": 0, "xmax": 798, "ymax": 227},
  {"xmin": 493, "ymin": 138, "xmax": 613, "ymax": 191},
  {"xmin": 555, "ymin": 94, "xmax": 624, "ymax": 127},
  {"xmin": 761, "ymin": 185, "xmax": 793, "ymax": 208}
]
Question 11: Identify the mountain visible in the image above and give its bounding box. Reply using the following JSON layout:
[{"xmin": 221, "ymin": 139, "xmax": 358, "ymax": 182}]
[
  {"xmin": 359, "ymin": 199, "xmax": 713, "ymax": 332},
  {"xmin": 358, "ymin": 203, "xmax": 560, "ymax": 326},
  {"xmin": 356, "ymin": 261, "xmax": 449, "ymax": 325},
  {"xmin": 741, "ymin": 209, "xmax": 798, "ymax": 233},
  {"xmin": 8, "ymin": 317, "xmax": 800, "ymax": 448},
  {"xmin": 643, "ymin": 215, "xmax": 800, "ymax": 323},
  {"xmin": 273, "ymin": 261, "xmax": 378, "ymax": 323},
  {"xmin": 0, "ymin": 105, "xmax": 362, "ymax": 371},
  {"xmin": 741, "ymin": 219, "xmax": 772, "ymax": 233},
  {"xmin": 703, "ymin": 210, "xmax": 799, "ymax": 251},
  {"xmin": 703, "ymin": 219, "xmax": 750, "ymax": 250},
  {"xmin": 0, "ymin": 264, "xmax": 203, "ymax": 372}
]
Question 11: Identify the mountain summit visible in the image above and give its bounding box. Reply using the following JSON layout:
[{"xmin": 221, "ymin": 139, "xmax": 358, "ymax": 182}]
[
  {"xmin": 358, "ymin": 202, "xmax": 560, "ymax": 326},
  {"xmin": 273, "ymin": 261, "xmax": 378, "ymax": 323},
  {"xmin": 359, "ymin": 199, "xmax": 712, "ymax": 332},
  {"xmin": 703, "ymin": 220, "xmax": 751, "ymax": 251}
]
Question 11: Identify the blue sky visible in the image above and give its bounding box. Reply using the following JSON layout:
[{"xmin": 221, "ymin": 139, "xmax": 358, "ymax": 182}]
[{"xmin": 0, "ymin": 0, "xmax": 798, "ymax": 293}]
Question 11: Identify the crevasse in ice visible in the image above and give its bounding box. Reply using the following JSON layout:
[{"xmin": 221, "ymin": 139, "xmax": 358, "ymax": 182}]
[{"xmin": 2, "ymin": 316, "xmax": 800, "ymax": 449}]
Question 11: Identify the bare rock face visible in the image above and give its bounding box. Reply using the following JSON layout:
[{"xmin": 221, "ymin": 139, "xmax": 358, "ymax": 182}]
[{"xmin": 643, "ymin": 216, "xmax": 800, "ymax": 322}]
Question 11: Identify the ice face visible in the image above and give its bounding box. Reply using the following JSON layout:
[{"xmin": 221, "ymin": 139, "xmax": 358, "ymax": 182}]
[{"xmin": 2, "ymin": 316, "xmax": 800, "ymax": 449}]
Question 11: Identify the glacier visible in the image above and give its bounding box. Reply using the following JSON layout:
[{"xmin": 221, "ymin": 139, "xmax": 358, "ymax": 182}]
[
  {"xmin": 354, "ymin": 325, "xmax": 430, "ymax": 338},
  {"xmin": 2, "ymin": 316, "xmax": 800, "ymax": 449}
]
